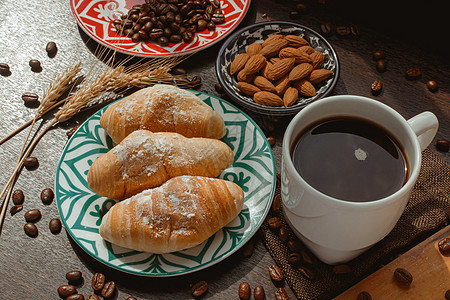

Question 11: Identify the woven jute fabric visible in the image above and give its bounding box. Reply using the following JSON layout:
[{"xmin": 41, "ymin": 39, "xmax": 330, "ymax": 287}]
[{"xmin": 261, "ymin": 149, "xmax": 450, "ymax": 299}]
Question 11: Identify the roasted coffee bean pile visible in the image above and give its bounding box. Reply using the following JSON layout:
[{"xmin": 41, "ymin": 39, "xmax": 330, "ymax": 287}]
[{"xmin": 113, "ymin": 0, "xmax": 225, "ymax": 46}]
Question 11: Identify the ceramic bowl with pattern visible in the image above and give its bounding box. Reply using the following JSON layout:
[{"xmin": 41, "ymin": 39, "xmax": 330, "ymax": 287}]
[{"xmin": 215, "ymin": 21, "xmax": 340, "ymax": 116}]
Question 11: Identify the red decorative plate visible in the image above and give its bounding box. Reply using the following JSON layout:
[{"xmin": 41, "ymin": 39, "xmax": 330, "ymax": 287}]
[{"xmin": 71, "ymin": 0, "xmax": 251, "ymax": 57}]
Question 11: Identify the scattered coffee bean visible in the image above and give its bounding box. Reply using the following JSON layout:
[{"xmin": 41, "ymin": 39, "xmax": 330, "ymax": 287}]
[
  {"xmin": 438, "ymin": 237, "xmax": 450, "ymax": 255},
  {"xmin": 371, "ymin": 80, "xmax": 383, "ymax": 95},
  {"xmin": 46, "ymin": 42, "xmax": 58, "ymax": 58},
  {"xmin": 241, "ymin": 239, "xmax": 255, "ymax": 257},
  {"xmin": 376, "ymin": 59, "xmax": 387, "ymax": 72},
  {"xmin": 66, "ymin": 125, "xmax": 80, "ymax": 138},
  {"xmin": 0, "ymin": 62, "xmax": 11, "ymax": 75},
  {"xmin": 29, "ymin": 59, "xmax": 42, "ymax": 71},
  {"xmin": 22, "ymin": 92, "xmax": 39, "ymax": 105},
  {"xmin": 24, "ymin": 222, "xmax": 38, "ymax": 237},
  {"xmin": 24, "ymin": 209, "xmax": 41, "ymax": 223},
  {"xmin": 272, "ymin": 193, "xmax": 281, "ymax": 213},
  {"xmin": 126, "ymin": 297, "xmax": 137, "ymax": 300},
  {"xmin": 445, "ymin": 290, "xmax": 450, "ymax": 300},
  {"xmin": 57, "ymin": 285, "xmax": 77, "ymax": 298},
  {"xmin": 372, "ymin": 50, "xmax": 385, "ymax": 61},
  {"xmin": 320, "ymin": 23, "xmax": 332, "ymax": 35},
  {"xmin": 41, "ymin": 188, "xmax": 54, "ymax": 205},
  {"xmin": 87, "ymin": 295, "xmax": 101, "ymax": 300},
  {"xmin": 67, "ymin": 294, "xmax": 85, "ymax": 300},
  {"xmin": 49, "ymin": 218, "xmax": 62, "ymax": 234},
  {"xmin": 393, "ymin": 267, "xmax": 413, "ymax": 286},
  {"xmin": 214, "ymin": 82, "xmax": 224, "ymax": 94},
  {"xmin": 332, "ymin": 264, "xmax": 352, "ymax": 274},
  {"xmin": 350, "ymin": 24, "xmax": 360, "ymax": 36},
  {"xmin": 267, "ymin": 136, "xmax": 276, "ymax": 147},
  {"xmin": 191, "ymin": 280, "xmax": 208, "ymax": 297},
  {"xmin": 190, "ymin": 75, "xmax": 202, "ymax": 88},
  {"xmin": 289, "ymin": 11, "xmax": 300, "ymax": 20},
  {"xmin": 436, "ymin": 139, "xmax": 450, "ymax": 152},
  {"xmin": 262, "ymin": 13, "xmax": 268, "ymax": 18},
  {"xmin": 268, "ymin": 216, "xmax": 282, "ymax": 230},
  {"xmin": 91, "ymin": 273, "xmax": 106, "ymax": 291},
  {"xmin": 287, "ymin": 239, "xmax": 302, "ymax": 252},
  {"xmin": 23, "ymin": 157, "xmax": 39, "ymax": 169},
  {"xmin": 173, "ymin": 67, "xmax": 187, "ymax": 75},
  {"xmin": 254, "ymin": 285, "xmax": 265, "ymax": 300},
  {"xmin": 336, "ymin": 26, "xmax": 351, "ymax": 36},
  {"xmin": 287, "ymin": 252, "xmax": 302, "ymax": 266},
  {"xmin": 300, "ymin": 250, "xmax": 313, "ymax": 265},
  {"xmin": 357, "ymin": 291, "xmax": 372, "ymax": 300},
  {"xmin": 10, "ymin": 205, "xmax": 23, "ymax": 216},
  {"xmin": 12, "ymin": 189, "xmax": 25, "ymax": 205},
  {"xmin": 268, "ymin": 264, "xmax": 283, "ymax": 282},
  {"xmin": 66, "ymin": 270, "xmax": 83, "ymax": 284},
  {"xmin": 101, "ymin": 281, "xmax": 116, "ymax": 298},
  {"xmin": 238, "ymin": 282, "xmax": 250, "ymax": 300},
  {"xmin": 278, "ymin": 226, "xmax": 289, "ymax": 242},
  {"xmin": 405, "ymin": 67, "xmax": 421, "ymax": 79},
  {"xmin": 275, "ymin": 287, "xmax": 289, "ymax": 300},
  {"xmin": 427, "ymin": 80, "xmax": 438, "ymax": 92},
  {"xmin": 297, "ymin": 265, "xmax": 314, "ymax": 280}
]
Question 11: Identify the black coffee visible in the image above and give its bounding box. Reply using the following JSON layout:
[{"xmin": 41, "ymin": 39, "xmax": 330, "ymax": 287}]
[{"xmin": 291, "ymin": 117, "xmax": 408, "ymax": 202}]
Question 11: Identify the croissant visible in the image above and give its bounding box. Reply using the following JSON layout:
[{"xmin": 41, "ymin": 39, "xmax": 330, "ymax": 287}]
[
  {"xmin": 99, "ymin": 175, "xmax": 245, "ymax": 254},
  {"xmin": 100, "ymin": 84, "xmax": 226, "ymax": 144},
  {"xmin": 87, "ymin": 130, "xmax": 234, "ymax": 200}
]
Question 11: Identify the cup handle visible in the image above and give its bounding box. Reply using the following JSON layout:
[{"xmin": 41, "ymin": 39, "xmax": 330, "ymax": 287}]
[{"xmin": 407, "ymin": 111, "xmax": 439, "ymax": 151}]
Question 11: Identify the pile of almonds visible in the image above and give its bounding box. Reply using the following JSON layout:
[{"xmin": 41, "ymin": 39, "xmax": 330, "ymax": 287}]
[{"xmin": 230, "ymin": 34, "xmax": 333, "ymax": 107}]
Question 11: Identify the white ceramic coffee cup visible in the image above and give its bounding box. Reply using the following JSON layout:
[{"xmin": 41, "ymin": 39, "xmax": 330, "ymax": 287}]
[{"xmin": 281, "ymin": 95, "xmax": 439, "ymax": 265}]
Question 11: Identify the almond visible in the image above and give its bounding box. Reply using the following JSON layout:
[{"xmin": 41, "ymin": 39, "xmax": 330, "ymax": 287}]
[
  {"xmin": 289, "ymin": 63, "xmax": 314, "ymax": 81},
  {"xmin": 308, "ymin": 69, "xmax": 333, "ymax": 84},
  {"xmin": 243, "ymin": 54, "xmax": 266, "ymax": 75},
  {"xmin": 246, "ymin": 42, "xmax": 262, "ymax": 56},
  {"xmin": 279, "ymin": 47, "xmax": 312, "ymax": 64},
  {"xmin": 275, "ymin": 74, "xmax": 291, "ymax": 96},
  {"xmin": 284, "ymin": 35, "xmax": 309, "ymax": 47},
  {"xmin": 253, "ymin": 91, "xmax": 284, "ymax": 106},
  {"xmin": 254, "ymin": 76, "xmax": 277, "ymax": 93},
  {"xmin": 261, "ymin": 34, "xmax": 285, "ymax": 47},
  {"xmin": 283, "ymin": 87, "xmax": 298, "ymax": 107},
  {"xmin": 259, "ymin": 39, "xmax": 289, "ymax": 58},
  {"xmin": 237, "ymin": 82, "xmax": 261, "ymax": 97},
  {"xmin": 310, "ymin": 52, "xmax": 325, "ymax": 69},
  {"xmin": 270, "ymin": 57, "xmax": 281, "ymax": 64},
  {"xmin": 294, "ymin": 79, "xmax": 316, "ymax": 97},
  {"xmin": 298, "ymin": 45, "xmax": 315, "ymax": 54},
  {"xmin": 230, "ymin": 53, "xmax": 249, "ymax": 75},
  {"xmin": 265, "ymin": 57, "xmax": 295, "ymax": 81},
  {"xmin": 262, "ymin": 61, "xmax": 272, "ymax": 78},
  {"xmin": 237, "ymin": 69, "xmax": 254, "ymax": 83}
]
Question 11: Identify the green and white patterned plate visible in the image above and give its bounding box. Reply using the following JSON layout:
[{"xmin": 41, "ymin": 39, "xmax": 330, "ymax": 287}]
[{"xmin": 55, "ymin": 90, "xmax": 276, "ymax": 277}]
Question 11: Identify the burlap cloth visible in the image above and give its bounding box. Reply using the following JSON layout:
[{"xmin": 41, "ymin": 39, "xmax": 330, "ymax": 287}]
[{"xmin": 260, "ymin": 148, "xmax": 450, "ymax": 299}]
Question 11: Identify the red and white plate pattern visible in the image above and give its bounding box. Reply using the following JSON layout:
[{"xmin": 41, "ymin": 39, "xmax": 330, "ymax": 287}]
[{"xmin": 70, "ymin": 0, "xmax": 251, "ymax": 57}]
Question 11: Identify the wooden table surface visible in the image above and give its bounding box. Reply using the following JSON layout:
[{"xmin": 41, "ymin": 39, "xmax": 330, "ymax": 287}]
[{"xmin": 0, "ymin": 0, "xmax": 448, "ymax": 299}]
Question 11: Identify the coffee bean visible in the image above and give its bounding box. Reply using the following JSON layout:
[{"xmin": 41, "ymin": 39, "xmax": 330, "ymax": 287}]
[
  {"xmin": 275, "ymin": 287, "xmax": 289, "ymax": 300},
  {"xmin": 87, "ymin": 295, "xmax": 101, "ymax": 300},
  {"xmin": 289, "ymin": 11, "xmax": 300, "ymax": 20},
  {"xmin": 445, "ymin": 290, "xmax": 450, "ymax": 300},
  {"xmin": 336, "ymin": 26, "xmax": 351, "ymax": 36},
  {"xmin": 10, "ymin": 205, "xmax": 23, "ymax": 216},
  {"xmin": 173, "ymin": 67, "xmax": 187, "ymax": 75},
  {"xmin": 357, "ymin": 291, "xmax": 372, "ymax": 300},
  {"xmin": 66, "ymin": 125, "xmax": 80, "ymax": 138},
  {"xmin": 332, "ymin": 264, "xmax": 352, "ymax": 274},
  {"xmin": 287, "ymin": 239, "xmax": 302, "ymax": 252},
  {"xmin": 372, "ymin": 50, "xmax": 386, "ymax": 61},
  {"xmin": 393, "ymin": 267, "xmax": 413, "ymax": 286},
  {"xmin": 371, "ymin": 80, "xmax": 383, "ymax": 95},
  {"xmin": 49, "ymin": 218, "xmax": 62, "ymax": 234},
  {"xmin": 12, "ymin": 189, "xmax": 25, "ymax": 205},
  {"xmin": 101, "ymin": 281, "xmax": 116, "ymax": 298},
  {"xmin": 66, "ymin": 270, "xmax": 83, "ymax": 284},
  {"xmin": 67, "ymin": 294, "xmax": 85, "ymax": 300},
  {"xmin": 214, "ymin": 83, "xmax": 224, "ymax": 94},
  {"xmin": 191, "ymin": 280, "xmax": 208, "ymax": 297},
  {"xmin": 427, "ymin": 80, "xmax": 438, "ymax": 92},
  {"xmin": 376, "ymin": 59, "xmax": 387, "ymax": 72},
  {"xmin": 0, "ymin": 62, "xmax": 11, "ymax": 75},
  {"xmin": 238, "ymin": 282, "xmax": 250, "ymax": 300},
  {"xmin": 268, "ymin": 264, "xmax": 283, "ymax": 282},
  {"xmin": 297, "ymin": 265, "xmax": 314, "ymax": 280},
  {"xmin": 350, "ymin": 24, "xmax": 360, "ymax": 36},
  {"xmin": 24, "ymin": 223, "xmax": 38, "ymax": 237},
  {"xmin": 436, "ymin": 139, "xmax": 450, "ymax": 152},
  {"xmin": 405, "ymin": 67, "xmax": 421, "ymax": 79},
  {"xmin": 46, "ymin": 42, "xmax": 58, "ymax": 57},
  {"xmin": 254, "ymin": 285, "xmax": 265, "ymax": 300},
  {"xmin": 22, "ymin": 92, "xmax": 39, "ymax": 105},
  {"xmin": 23, "ymin": 157, "xmax": 39, "ymax": 169},
  {"xmin": 268, "ymin": 217, "xmax": 282, "ymax": 230},
  {"xmin": 272, "ymin": 194, "xmax": 281, "ymax": 213},
  {"xmin": 91, "ymin": 273, "xmax": 106, "ymax": 291},
  {"xmin": 241, "ymin": 239, "xmax": 255, "ymax": 257},
  {"xmin": 287, "ymin": 252, "xmax": 302, "ymax": 266},
  {"xmin": 320, "ymin": 23, "xmax": 332, "ymax": 35},
  {"xmin": 278, "ymin": 226, "xmax": 289, "ymax": 242},
  {"xmin": 29, "ymin": 59, "xmax": 41, "ymax": 71},
  {"xmin": 300, "ymin": 250, "xmax": 313, "ymax": 265},
  {"xmin": 438, "ymin": 237, "xmax": 450, "ymax": 255},
  {"xmin": 57, "ymin": 285, "xmax": 77, "ymax": 298},
  {"xmin": 24, "ymin": 209, "xmax": 41, "ymax": 223},
  {"xmin": 267, "ymin": 136, "xmax": 276, "ymax": 147},
  {"xmin": 126, "ymin": 297, "xmax": 137, "ymax": 300},
  {"xmin": 41, "ymin": 188, "xmax": 54, "ymax": 205}
]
